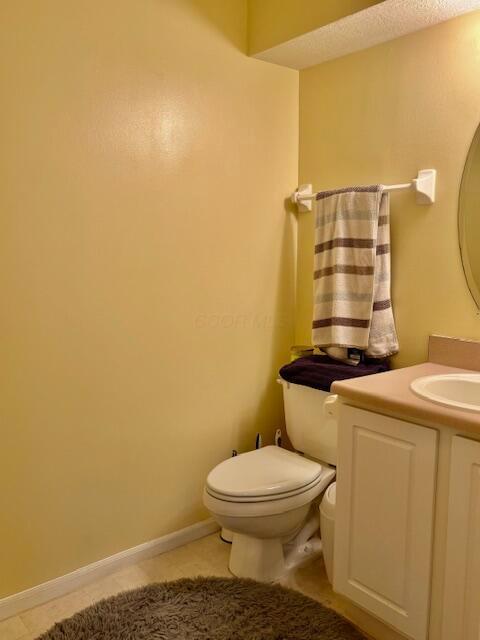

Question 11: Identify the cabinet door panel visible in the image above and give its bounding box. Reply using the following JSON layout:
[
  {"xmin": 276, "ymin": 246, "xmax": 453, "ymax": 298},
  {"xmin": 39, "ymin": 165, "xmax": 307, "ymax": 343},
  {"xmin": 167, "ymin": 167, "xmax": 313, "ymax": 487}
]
[
  {"xmin": 442, "ymin": 436, "xmax": 480, "ymax": 640},
  {"xmin": 334, "ymin": 405, "xmax": 437, "ymax": 640}
]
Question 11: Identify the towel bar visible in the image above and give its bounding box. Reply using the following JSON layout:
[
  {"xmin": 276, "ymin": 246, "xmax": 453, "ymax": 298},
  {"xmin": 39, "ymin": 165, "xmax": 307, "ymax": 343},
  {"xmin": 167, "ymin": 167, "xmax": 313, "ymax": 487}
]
[{"xmin": 291, "ymin": 169, "xmax": 436, "ymax": 211}]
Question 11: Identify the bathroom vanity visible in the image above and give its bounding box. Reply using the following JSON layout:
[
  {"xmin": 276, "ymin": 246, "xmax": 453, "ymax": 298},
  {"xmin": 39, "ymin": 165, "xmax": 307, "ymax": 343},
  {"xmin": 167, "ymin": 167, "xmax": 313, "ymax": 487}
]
[{"xmin": 330, "ymin": 336, "xmax": 480, "ymax": 640}]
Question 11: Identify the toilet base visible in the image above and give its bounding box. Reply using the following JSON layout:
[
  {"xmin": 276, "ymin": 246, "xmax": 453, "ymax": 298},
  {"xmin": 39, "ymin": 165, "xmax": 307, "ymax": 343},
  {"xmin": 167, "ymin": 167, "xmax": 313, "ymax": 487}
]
[
  {"xmin": 228, "ymin": 513, "xmax": 324, "ymax": 583},
  {"xmin": 229, "ymin": 533, "xmax": 285, "ymax": 582}
]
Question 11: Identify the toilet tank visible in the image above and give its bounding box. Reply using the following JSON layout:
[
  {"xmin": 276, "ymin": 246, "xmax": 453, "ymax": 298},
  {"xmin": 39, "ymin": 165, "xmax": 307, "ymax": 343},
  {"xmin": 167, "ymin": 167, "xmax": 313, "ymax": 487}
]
[{"xmin": 278, "ymin": 379, "xmax": 337, "ymax": 466}]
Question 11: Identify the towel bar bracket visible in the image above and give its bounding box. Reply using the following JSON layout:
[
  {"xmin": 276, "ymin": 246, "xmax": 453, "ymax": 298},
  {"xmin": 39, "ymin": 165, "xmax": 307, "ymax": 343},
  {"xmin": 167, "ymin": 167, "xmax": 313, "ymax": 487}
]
[
  {"xmin": 412, "ymin": 168, "xmax": 436, "ymax": 205},
  {"xmin": 291, "ymin": 184, "xmax": 313, "ymax": 212}
]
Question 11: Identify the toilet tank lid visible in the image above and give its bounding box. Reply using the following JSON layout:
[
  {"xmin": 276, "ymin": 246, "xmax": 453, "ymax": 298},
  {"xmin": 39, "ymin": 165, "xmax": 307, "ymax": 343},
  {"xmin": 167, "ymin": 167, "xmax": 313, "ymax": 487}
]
[{"xmin": 206, "ymin": 446, "xmax": 324, "ymax": 498}]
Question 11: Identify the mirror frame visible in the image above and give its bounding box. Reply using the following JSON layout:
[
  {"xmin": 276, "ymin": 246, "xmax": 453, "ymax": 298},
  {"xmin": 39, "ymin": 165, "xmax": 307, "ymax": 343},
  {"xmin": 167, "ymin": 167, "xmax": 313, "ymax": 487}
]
[{"xmin": 459, "ymin": 123, "xmax": 480, "ymax": 310}]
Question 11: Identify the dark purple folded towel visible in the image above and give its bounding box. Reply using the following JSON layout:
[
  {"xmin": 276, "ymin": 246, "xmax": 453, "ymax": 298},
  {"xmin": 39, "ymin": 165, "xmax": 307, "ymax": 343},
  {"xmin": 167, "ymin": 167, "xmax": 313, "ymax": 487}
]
[{"xmin": 279, "ymin": 354, "xmax": 389, "ymax": 393}]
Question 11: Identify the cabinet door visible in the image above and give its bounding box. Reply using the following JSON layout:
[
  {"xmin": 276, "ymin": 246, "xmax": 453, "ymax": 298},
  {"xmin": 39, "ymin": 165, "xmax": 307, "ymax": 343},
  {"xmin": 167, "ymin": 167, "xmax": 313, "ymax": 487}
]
[
  {"xmin": 442, "ymin": 436, "xmax": 480, "ymax": 640},
  {"xmin": 334, "ymin": 405, "xmax": 437, "ymax": 640}
]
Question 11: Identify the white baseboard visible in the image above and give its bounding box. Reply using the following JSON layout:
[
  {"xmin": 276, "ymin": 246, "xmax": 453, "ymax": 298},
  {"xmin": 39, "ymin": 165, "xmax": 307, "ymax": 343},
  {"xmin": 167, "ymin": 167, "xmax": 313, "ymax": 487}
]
[{"xmin": 0, "ymin": 518, "xmax": 220, "ymax": 622}]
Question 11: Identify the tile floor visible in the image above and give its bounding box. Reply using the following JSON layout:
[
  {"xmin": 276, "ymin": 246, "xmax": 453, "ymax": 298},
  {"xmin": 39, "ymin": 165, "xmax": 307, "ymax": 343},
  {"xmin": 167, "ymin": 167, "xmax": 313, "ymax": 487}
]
[{"xmin": 0, "ymin": 533, "xmax": 381, "ymax": 640}]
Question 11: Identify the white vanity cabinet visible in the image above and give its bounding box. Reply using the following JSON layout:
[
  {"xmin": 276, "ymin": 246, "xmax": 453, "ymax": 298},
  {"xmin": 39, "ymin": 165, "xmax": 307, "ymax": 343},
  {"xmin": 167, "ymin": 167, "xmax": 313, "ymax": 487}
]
[
  {"xmin": 333, "ymin": 405, "xmax": 438, "ymax": 640},
  {"xmin": 441, "ymin": 436, "xmax": 480, "ymax": 640}
]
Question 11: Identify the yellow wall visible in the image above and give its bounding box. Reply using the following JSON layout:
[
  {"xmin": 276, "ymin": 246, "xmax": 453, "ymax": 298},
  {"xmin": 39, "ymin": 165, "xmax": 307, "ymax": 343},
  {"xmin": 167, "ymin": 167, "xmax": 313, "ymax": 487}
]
[
  {"xmin": 0, "ymin": 0, "xmax": 298, "ymax": 597},
  {"xmin": 248, "ymin": 0, "xmax": 383, "ymax": 54},
  {"xmin": 297, "ymin": 11, "xmax": 480, "ymax": 367}
]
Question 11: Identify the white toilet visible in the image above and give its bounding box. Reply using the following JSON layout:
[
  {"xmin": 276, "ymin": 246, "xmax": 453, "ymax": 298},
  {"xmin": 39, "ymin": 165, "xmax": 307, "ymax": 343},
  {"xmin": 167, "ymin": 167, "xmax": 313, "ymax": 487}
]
[{"xmin": 203, "ymin": 379, "xmax": 338, "ymax": 582}]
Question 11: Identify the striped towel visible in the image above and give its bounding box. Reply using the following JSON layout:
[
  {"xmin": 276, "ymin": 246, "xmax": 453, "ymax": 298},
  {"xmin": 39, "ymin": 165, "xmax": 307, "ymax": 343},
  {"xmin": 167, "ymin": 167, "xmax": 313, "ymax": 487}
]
[{"xmin": 312, "ymin": 185, "xmax": 399, "ymax": 364}]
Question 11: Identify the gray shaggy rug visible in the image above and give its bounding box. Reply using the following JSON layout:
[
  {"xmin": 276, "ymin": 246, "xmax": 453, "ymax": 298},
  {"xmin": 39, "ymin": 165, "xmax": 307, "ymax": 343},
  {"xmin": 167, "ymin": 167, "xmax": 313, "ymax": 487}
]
[{"xmin": 37, "ymin": 576, "xmax": 367, "ymax": 639}]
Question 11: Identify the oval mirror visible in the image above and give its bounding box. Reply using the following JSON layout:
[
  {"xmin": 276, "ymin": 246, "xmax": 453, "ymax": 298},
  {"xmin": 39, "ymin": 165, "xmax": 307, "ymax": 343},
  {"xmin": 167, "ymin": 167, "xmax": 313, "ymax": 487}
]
[{"xmin": 460, "ymin": 124, "xmax": 480, "ymax": 308}]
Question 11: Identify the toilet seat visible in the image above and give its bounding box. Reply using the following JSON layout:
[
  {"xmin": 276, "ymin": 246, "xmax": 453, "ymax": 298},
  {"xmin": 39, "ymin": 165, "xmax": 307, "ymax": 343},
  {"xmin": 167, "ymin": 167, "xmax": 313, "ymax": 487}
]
[
  {"xmin": 206, "ymin": 446, "xmax": 324, "ymax": 501},
  {"xmin": 206, "ymin": 472, "xmax": 324, "ymax": 503},
  {"xmin": 204, "ymin": 446, "xmax": 336, "ymax": 517}
]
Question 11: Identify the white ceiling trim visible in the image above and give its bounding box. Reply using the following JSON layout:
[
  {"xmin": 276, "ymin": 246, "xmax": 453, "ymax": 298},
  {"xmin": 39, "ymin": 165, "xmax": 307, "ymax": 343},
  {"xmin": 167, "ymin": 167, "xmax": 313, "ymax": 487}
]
[{"xmin": 252, "ymin": 0, "xmax": 480, "ymax": 70}]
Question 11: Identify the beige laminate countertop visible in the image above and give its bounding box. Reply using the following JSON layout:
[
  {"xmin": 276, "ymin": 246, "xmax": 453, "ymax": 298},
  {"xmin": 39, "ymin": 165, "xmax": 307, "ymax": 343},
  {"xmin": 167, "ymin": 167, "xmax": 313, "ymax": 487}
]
[{"xmin": 331, "ymin": 362, "xmax": 480, "ymax": 434}]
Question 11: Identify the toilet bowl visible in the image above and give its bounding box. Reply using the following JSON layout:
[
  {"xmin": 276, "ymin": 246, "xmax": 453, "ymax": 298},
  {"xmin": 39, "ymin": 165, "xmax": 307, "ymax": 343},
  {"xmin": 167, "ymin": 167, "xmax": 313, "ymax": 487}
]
[{"xmin": 203, "ymin": 445, "xmax": 335, "ymax": 581}]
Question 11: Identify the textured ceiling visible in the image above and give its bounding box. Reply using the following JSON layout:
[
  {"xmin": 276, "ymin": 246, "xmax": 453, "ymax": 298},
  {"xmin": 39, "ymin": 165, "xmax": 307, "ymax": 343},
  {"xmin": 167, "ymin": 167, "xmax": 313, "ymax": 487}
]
[{"xmin": 253, "ymin": 0, "xmax": 480, "ymax": 69}]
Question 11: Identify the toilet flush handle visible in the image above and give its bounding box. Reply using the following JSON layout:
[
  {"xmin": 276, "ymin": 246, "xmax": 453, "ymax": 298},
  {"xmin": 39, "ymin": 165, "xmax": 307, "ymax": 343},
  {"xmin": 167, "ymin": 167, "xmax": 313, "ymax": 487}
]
[{"xmin": 324, "ymin": 394, "xmax": 339, "ymax": 418}]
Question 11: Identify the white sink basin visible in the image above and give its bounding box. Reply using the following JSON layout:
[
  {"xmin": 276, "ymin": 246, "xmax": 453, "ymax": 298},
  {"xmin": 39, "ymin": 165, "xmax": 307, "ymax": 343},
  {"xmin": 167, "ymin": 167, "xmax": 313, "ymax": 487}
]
[{"xmin": 410, "ymin": 374, "xmax": 480, "ymax": 413}]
